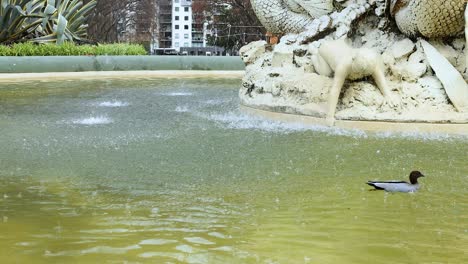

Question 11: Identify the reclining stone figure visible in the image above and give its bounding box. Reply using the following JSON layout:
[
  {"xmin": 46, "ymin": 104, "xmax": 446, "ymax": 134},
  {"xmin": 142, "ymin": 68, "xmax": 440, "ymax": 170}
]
[{"xmin": 313, "ymin": 39, "xmax": 400, "ymax": 125}]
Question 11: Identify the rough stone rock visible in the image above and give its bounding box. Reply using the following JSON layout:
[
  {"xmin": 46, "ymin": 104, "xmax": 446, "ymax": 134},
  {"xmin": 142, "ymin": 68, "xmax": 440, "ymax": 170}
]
[
  {"xmin": 408, "ymin": 45, "xmax": 426, "ymax": 64},
  {"xmin": 271, "ymin": 44, "xmax": 295, "ymax": 67},
  {"xmin": 389, "ymin": 39, "xmax": 415, "ymax": 59},
  {"xmin": 392, "ymin": 60, "xmax": 427, "ymax": 82},
  {"xmin": 418, "ymin": 76, "xmax": 448, "ymax": 105},
  {"xmin": 422, "ymin": 40, "xmax": 468, "ymax": 112},
  {"xmin": 342, "ymin": 82, "xmax": 384, "ymax": 108},
  {"xmin": 239, "ymin": 41, "xmax": 267, "ymax": 65},
  {"xmin": 430, "ymin": 41, "xmax": 459, "ymax": 66}
]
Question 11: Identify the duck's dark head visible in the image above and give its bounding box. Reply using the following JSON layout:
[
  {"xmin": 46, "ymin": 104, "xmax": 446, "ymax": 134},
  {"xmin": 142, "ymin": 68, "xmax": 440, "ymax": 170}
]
[{"xmin": 409, "ymin": 171, "xmax": 424, "ymax": 184}]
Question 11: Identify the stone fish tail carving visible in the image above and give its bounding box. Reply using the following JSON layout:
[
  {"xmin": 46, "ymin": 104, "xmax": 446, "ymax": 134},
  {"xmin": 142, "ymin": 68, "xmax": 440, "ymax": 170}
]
[
  {"xmin": 391, "ymin": 0, "xmax": 468, "ymax": 38},
  {"xmin": 251, "ymin": 0, "xmax": 334, "ymax": 34}
]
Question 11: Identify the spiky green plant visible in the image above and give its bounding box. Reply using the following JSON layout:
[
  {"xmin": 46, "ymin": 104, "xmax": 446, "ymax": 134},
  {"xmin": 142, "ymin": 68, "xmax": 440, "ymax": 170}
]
[
  {"xmin": 0, "ymin": 0, "xmax": 45, "ymax": 44},
  {"xmin": 34, "ymin": 0, "xmax": 97, "ymax": 44},
  {"xmin": 0, "ymin": 0, "xmax": 96, "ymax": 45}
]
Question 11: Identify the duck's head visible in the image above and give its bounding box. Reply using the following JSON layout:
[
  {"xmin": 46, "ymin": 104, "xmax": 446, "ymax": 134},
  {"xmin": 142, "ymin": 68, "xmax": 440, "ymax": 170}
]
[{"xmin": 409, "ymin": 171, "xmax": 425, "ymax": 184}]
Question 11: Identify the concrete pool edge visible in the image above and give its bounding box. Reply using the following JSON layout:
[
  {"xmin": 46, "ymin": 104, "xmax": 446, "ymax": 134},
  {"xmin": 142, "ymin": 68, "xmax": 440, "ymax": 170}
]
[
  {"xmin": 0, "ymin": 70, "xmax": 245, "ymax": 81},
  {"xmin": 0, "ymin": 56, "xmax": 245, "ymax": 73},
  {"xmin": 241, "ymin": 105, "xmax": 468, "ymax": 136}
]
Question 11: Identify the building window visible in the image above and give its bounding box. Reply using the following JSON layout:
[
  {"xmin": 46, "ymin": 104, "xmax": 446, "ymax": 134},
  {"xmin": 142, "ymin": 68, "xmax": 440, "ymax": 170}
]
[
  {"xmin": 184, "ymin": 7, "xmax": 189, "ymax": 12},
  {"xmin": 184, "ymin": 16, "xmax": 189, "ymax": 21},
  {"xmin": 175, "ymin": 33, "xmax": 180, "ymax": 39},
  {"xmin": 174, "ymin": 0, "xmax": 179, "ymax": 3},
  {"xmin": 175, "ymin": 42, "xmax": 180, "ymax": 48},
  {"xmin": 175, "ymin": 16, "xmax": 179, "ymax": 21},
  {"xmin": 184, "ymin": 34, "xmax": 189, "ymax": 39},
  {"xmin": 184, "ymin": 42, "xmax": 189, "ymax": 47},
  {"xmin": 175, "ymin": 25, "xmax": 179, "ymax": 29},
  {"xmin": 175, "ymin": 7, "xmax": 179, "ymax": 12},
  {"xmin": 184, "ymin": 25, "xmax": 189, "ymax": 30}
]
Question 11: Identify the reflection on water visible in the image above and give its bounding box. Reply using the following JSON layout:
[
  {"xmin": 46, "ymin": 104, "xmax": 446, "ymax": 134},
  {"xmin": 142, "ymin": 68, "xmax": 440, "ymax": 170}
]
[{"xmin": 0, "ymin": 78, "xmax": 467, "ymax": 263}]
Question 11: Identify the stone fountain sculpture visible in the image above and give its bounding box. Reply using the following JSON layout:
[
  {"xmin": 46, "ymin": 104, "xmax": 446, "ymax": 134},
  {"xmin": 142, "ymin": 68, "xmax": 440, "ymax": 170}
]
[{"xmin": 240, "ymin": 0, "xmax": 468, "ymax": 125}]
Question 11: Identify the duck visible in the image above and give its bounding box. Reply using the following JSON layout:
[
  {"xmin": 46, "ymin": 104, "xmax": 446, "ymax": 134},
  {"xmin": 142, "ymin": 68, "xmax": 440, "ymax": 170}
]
[{"xmin": 367, "ymin": 171, "xmax": 425, "ymax": 193}]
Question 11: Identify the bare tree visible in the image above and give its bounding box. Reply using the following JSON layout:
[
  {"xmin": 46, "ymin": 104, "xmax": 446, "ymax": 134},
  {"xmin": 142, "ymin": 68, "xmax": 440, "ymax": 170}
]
[
  {"xmin": 85, "ymin": 0, "xmax": 158, "ymax": 45},
  {"xmin": 204, "ymin": 0, "xmax": 265, "ymax": 53}
]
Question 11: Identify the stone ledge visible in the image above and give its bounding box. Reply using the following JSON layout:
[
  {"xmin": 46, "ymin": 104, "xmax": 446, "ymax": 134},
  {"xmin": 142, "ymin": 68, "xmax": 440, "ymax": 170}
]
[
  {"xmin": 0, "ymin": 70, "xmax": 245, "ymax": 82},
  {"xmin": 0, "ymin": 56, "xmax": 245, "ymax": 73}
]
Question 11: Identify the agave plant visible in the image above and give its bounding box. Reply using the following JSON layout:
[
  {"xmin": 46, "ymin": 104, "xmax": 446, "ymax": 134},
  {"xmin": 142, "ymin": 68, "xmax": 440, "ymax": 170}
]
[
  {"xmin": 0, "ymin": 0, "xmax": 96, "ymax": 45},
  {"xmin": 34, "ymin": 0, "xmax": 97, "ymax": 44},
  {"xmin": 0, "ymin": 0, "xmax": 45, "ymax": 44}
]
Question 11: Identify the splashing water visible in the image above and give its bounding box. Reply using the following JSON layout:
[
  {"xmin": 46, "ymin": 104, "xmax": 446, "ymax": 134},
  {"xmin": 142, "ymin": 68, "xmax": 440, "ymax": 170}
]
[
  {"xmin": 97, "ymin": 101, "xmax": 129, "ymax": 107},
  {"xmin": 71, "ymin": 116, "xmax": 112, "ymax": 125}
]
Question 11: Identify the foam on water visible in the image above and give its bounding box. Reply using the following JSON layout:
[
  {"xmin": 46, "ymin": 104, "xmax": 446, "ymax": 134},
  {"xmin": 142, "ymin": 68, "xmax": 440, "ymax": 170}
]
[
  {"xmin": 196, "ymin": 111, "xmax": 466, "ymax": 141},
  {"xmin": 203, "ymin": 99, "xmax": 232, "ymax": 105},
  {"xmin": 72, "ymin": 116, "xmax": 112, "ymax": 125},
  {"xmin": 163, "ymin": 92, "xmax": 193, "ymax": 96},
  {"xmin": 97, "ymin": 101, "xmax": 129, "ymax": 107},
  {"xmin": 375, "ymin": 130, "xmax": 467, "ymax": 141},
  {"xmin": 198, "ymin": 111, "xmax": 367, "ymax": 137},
  {"xmin": 175, "ymin": 106, "xmax": 190, "ymax": 113}
]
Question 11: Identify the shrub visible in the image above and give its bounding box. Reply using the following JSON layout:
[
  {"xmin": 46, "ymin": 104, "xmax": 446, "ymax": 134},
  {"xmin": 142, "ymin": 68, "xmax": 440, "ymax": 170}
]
[{"xmin": 0, "ymin": 42, "xmax": 148, "ymax": 56}]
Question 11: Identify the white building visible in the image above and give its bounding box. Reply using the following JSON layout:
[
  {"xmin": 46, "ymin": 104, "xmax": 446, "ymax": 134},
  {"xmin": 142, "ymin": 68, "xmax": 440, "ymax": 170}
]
[{"xmin": 172, "ymin": 0, "xmax": 193, "ymax": 52}]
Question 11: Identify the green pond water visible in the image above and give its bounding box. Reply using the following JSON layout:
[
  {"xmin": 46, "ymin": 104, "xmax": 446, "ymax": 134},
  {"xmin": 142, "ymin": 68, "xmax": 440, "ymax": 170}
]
[{"xmin": 0, "ymin": 77, "xmax": 467, "ymax": 264}]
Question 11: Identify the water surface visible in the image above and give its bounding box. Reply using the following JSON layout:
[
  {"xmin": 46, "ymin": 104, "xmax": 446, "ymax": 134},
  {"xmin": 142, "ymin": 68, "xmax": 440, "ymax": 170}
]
[{"xmin": 0, "ymin": 78, "xmax": 467, "ymax": 263}]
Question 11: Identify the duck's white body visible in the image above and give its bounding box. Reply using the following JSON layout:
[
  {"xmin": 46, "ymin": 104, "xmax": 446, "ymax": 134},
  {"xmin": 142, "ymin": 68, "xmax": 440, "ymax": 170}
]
[
  {"xmin": 367, "ymin": 171, "xmax": 425, "ymax": 193},
  {"xmin": 367, "ymin": 181, "xmax": 420, "ymax": 193}
]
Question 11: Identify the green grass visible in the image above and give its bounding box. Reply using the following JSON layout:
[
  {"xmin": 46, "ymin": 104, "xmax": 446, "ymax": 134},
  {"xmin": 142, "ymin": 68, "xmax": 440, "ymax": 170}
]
[{"xmin": 0, "ymin": 42, "xmax": 147, "ymax": 56}]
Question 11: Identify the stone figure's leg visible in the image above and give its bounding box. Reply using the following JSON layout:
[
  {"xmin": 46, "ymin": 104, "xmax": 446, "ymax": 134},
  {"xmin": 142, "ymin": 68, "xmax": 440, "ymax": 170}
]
[
  {"xmin": 326, "ymin": 62, "xmax": 350, "ymax": 126},
  {"xmin": 372, "ymin": 63, "xmax": 399, "ymax": 107}
]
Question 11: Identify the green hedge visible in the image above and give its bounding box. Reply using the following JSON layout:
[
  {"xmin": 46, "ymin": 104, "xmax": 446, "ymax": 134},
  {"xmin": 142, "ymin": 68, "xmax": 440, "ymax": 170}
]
[{"xmin": 0, "ymin": 42, "xmax": 148, "ymax": 56}]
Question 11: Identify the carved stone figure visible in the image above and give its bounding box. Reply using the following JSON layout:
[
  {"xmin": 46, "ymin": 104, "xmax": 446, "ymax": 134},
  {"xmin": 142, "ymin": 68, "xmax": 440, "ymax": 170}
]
[{"xmin": 315, "ymin": 39, "xmax": 400, "ymax": 125}]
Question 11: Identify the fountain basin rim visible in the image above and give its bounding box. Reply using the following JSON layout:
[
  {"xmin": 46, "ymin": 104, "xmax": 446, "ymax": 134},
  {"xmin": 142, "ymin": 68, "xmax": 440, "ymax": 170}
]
[
  {"xmin": 241, "ymin": 105, "xmax": 468, "ymax": 136},
  {"xmin": 0, "ymin": 70, "xmax": 245, "ymax": 82}
]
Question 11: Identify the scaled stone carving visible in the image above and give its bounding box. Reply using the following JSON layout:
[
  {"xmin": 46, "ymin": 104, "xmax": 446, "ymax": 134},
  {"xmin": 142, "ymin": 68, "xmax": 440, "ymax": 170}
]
[
  {"xmin": 250, "ymin": 0, "xmax": 334, "ymax": 33},
  {"xmin": 240, "ymin": 0, "xmax": 468, "ymax": 124},
  {"xmin": 391, "ymin": 0, "xmax": 467, "ymax": 38}
]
